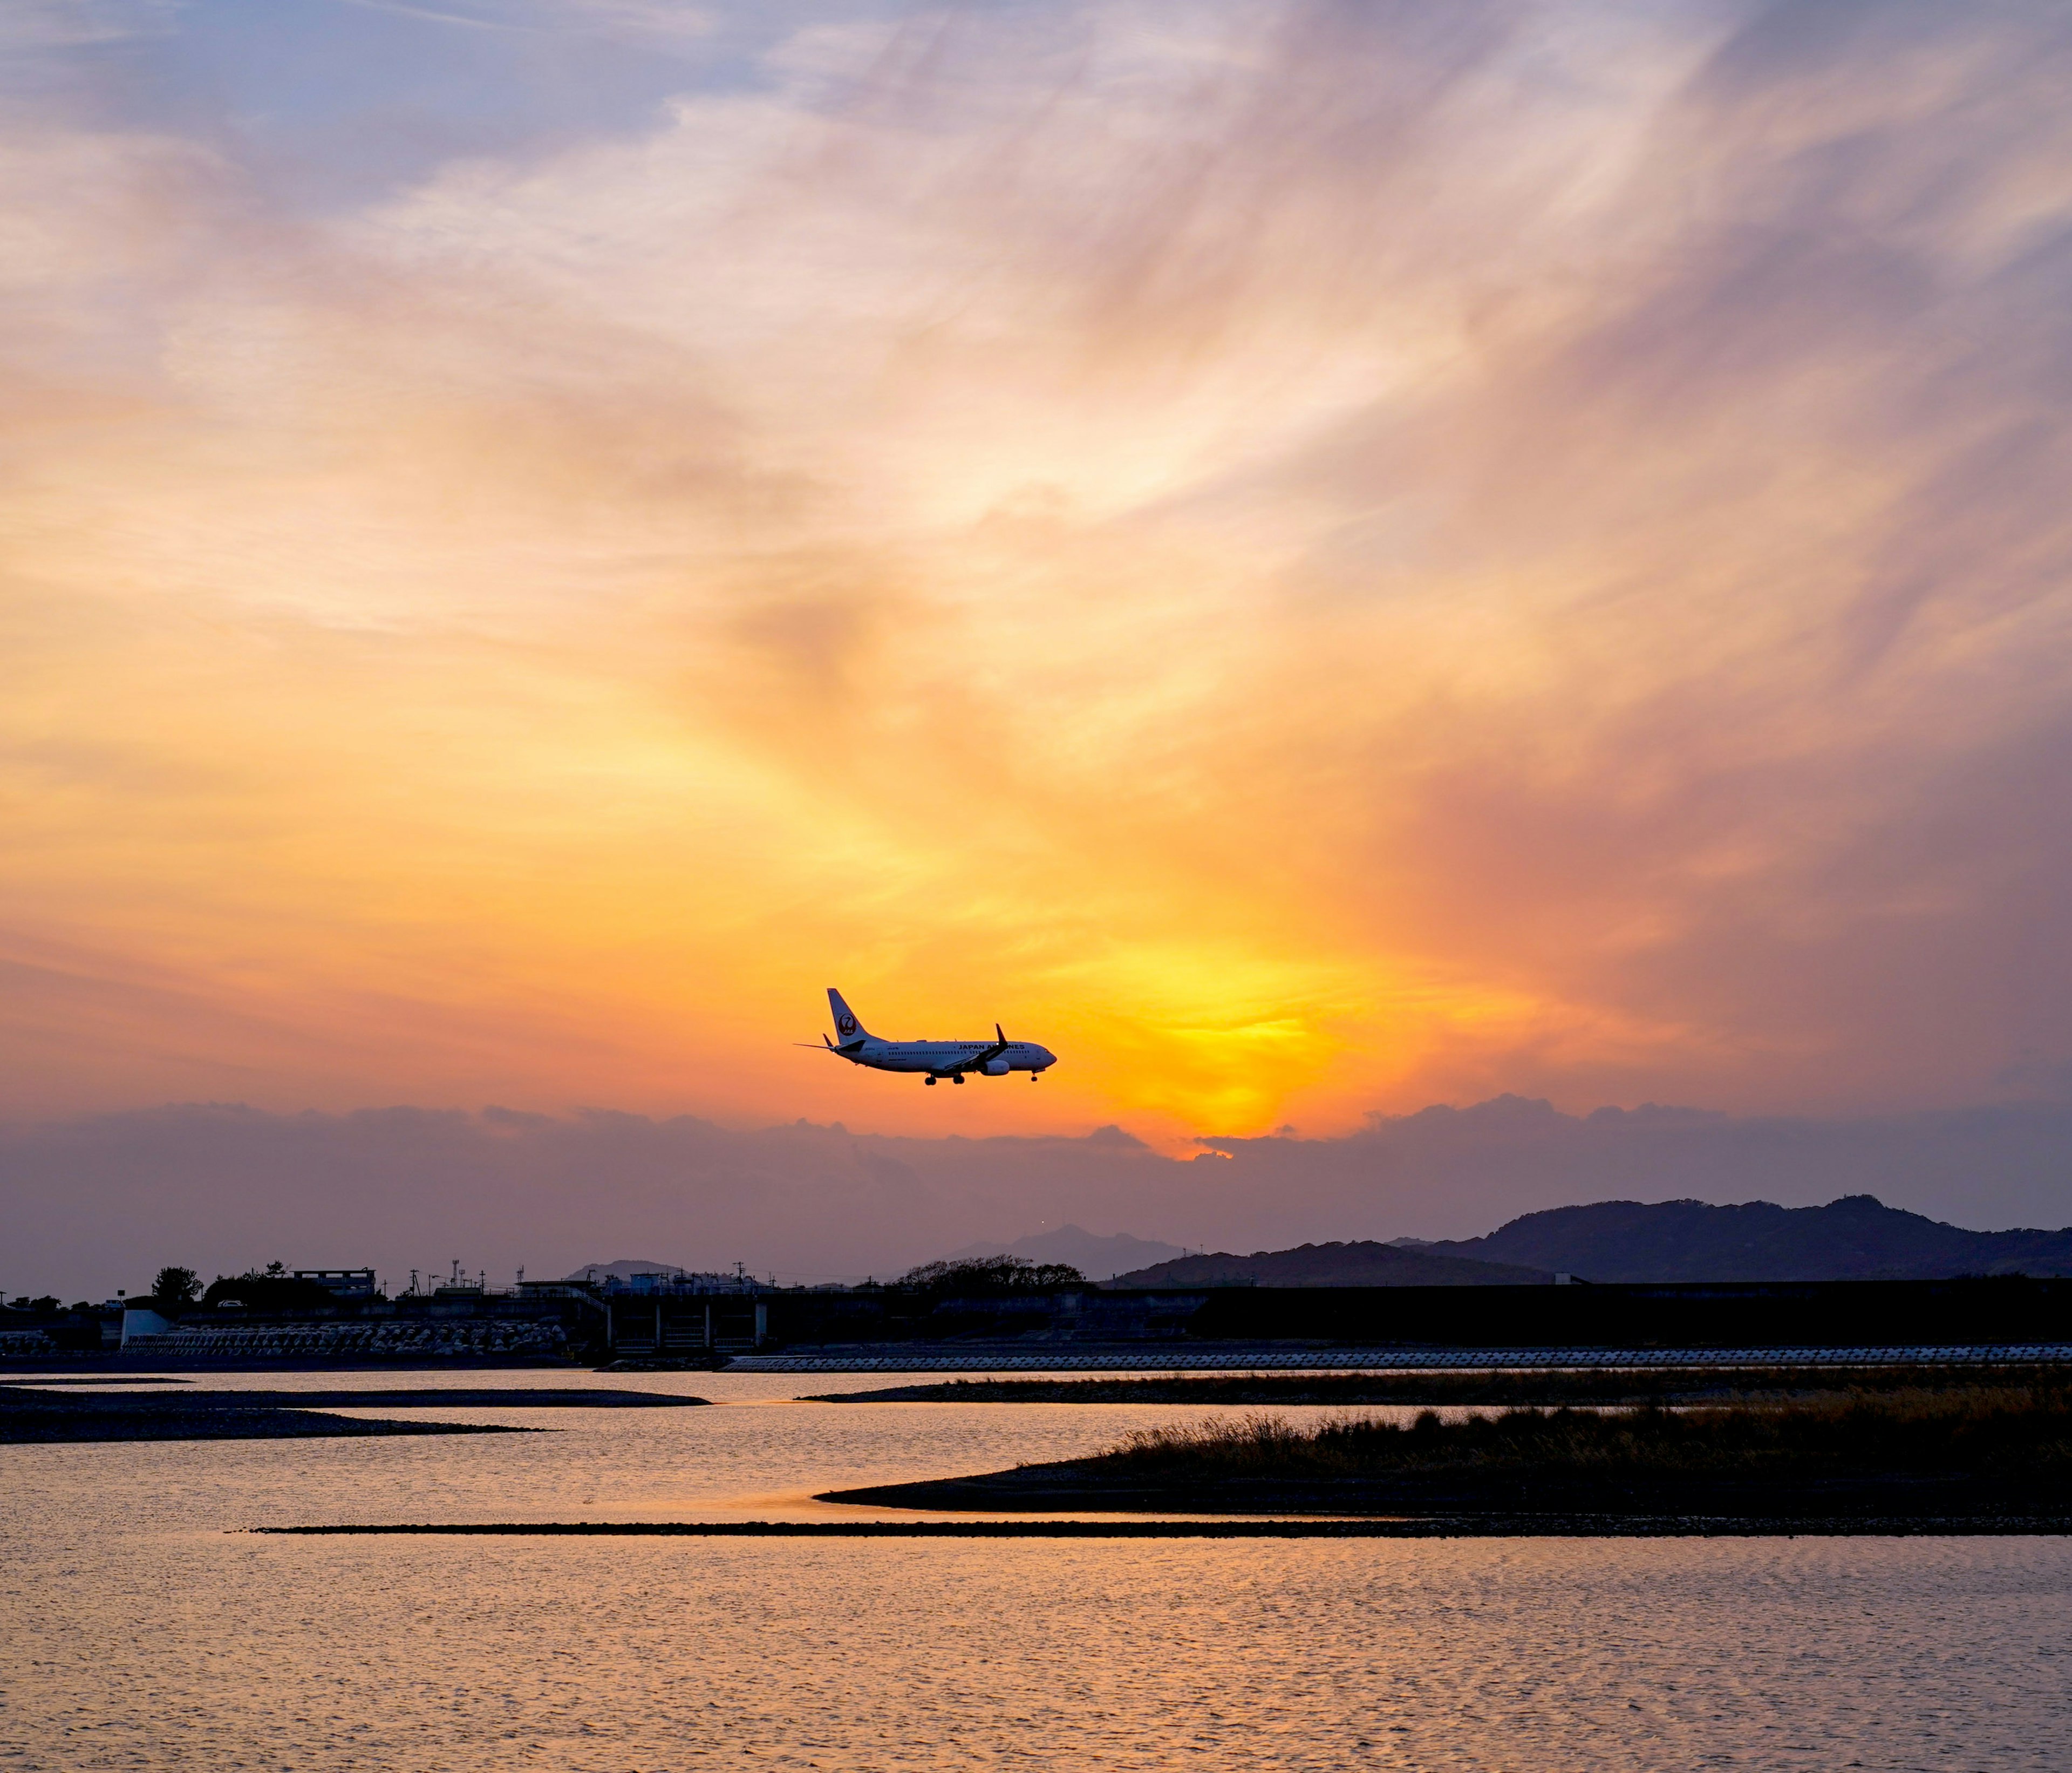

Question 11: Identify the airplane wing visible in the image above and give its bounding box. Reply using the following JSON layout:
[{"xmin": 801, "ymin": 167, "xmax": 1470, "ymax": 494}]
[{"xmin": 941, "ymin": 1024, "xmax": 1012, "ymax": 1075}]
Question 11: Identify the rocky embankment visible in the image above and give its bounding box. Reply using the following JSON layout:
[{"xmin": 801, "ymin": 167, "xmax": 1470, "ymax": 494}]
[{"xmin": 118, "ymin": 1320, "xmax": 569, "ymax": 1362}]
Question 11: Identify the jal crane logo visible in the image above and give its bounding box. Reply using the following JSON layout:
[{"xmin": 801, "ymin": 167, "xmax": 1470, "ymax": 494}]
[{"xmin": 803, "ymin": 988, "xmax": 1057, "ymax": 1083}]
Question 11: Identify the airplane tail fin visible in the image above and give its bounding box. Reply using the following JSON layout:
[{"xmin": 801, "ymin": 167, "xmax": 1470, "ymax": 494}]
[{"xmin": 827, "ymin": 988, "xmax": 870, "ymax": 1049}]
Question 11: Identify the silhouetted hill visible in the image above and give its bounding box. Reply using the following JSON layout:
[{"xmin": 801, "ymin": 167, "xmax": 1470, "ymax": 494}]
[
  {"xmin": 939, "ymin": 1225, "xmax": 1185, "ymax": 1280},
  {"xmin": 1428, "ymin": 1195, "xmax": 2072, "ymax": 1282},
  {"xmin": 1110, "ymin": 1241, "xmax": 1552, "ymax": 1288},
  {"xmin": 562, "ymin": 1259, "xmax": 700, "ymax": 1283}
]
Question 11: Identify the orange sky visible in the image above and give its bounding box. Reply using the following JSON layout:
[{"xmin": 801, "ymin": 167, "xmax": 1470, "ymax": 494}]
[{"xmin": 6, "ymin": 1, "xmax": 2072, "ymax": 1141}]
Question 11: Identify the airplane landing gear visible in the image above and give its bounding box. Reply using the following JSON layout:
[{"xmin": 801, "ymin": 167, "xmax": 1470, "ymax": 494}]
[
  {"xmin": 924, "ymin": 1076, "xmax": 937, "ymax": 1086},
  {"xmin": 952, "ymin": 1074, "xmax": 965, "ymax": 1085}
]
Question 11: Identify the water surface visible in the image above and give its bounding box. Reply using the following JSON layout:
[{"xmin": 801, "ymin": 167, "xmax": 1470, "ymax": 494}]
[{"xmin": 3, "ymin": 1368, "xmax": 2066, "ymax": 1769}]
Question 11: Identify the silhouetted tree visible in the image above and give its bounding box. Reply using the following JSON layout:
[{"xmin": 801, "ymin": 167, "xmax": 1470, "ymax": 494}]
[
  {"xmin": 897, "ymin": 1255, "xmax": 1084, "ymax": 1293},
  {"xmin": 202, "ymin": 1269, "xmax": 351, "ymax": 1310},
  {"xmin": 152, "ymin": 1266, "xmax": 201, "ymax": 1307}
]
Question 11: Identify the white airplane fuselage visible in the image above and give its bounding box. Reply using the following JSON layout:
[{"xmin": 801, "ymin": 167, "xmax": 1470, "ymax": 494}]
[{"xmin": 814, "ymin": 989, "xmax": 1058, "ymax": 1084}]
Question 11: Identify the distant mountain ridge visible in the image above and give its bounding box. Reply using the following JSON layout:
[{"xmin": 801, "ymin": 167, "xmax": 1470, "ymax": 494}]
[
  {"xmin": 939, "ymin": 1225, "xmax": 1186, "ymax": 1280},
  {"xmin": 1427, "ymin": 1194, "xmax": 2072, "ymax": 1281},
  {"xmin": 569, "ymin": 1197, "xmax": 2072, "ymax": 1290},
  {"xmin": 1110, "ymin": 1240, "xmax": 1553, "ymax": 1288},
  {"xmin": 562, "ymin": 1259, "xmax": 702, "ymax": 1283}
]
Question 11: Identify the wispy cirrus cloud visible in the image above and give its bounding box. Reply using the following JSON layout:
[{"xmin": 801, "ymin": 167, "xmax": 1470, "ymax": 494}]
[{"xmin": 4, "ymin": 1, "xmax": 2072, "ymax": 1143}]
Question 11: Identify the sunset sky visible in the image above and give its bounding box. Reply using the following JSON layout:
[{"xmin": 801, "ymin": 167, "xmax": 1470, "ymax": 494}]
[{"xmin": 8, "ymin": 0, "xmax": 2072, "ymax": 1150}]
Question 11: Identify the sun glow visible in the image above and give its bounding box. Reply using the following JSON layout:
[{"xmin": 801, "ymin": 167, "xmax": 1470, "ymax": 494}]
[{"xmin": 6, "ymin": 2, "xmax": 2072, "ymax": 1135}]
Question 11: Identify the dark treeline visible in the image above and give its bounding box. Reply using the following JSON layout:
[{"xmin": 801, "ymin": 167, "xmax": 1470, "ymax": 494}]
[{"xmin": 889, "ymin": 1256, "xmax": 1085, "ymax": 1293}]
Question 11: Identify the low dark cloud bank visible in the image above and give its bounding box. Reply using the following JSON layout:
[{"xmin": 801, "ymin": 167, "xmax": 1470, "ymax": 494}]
[{"xmin": 9, "ymin": 1093, "xmax": 2072, "ymax": 1300}]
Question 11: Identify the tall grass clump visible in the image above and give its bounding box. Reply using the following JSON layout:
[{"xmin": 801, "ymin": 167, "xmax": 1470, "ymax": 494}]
[{"xmin": 1099, "ymin": 1385, "xmax": 2072, "ymax": 1483}]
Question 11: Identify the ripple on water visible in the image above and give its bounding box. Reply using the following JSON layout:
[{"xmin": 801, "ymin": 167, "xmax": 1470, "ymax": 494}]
[{"xmin": 1, "ymin": 1369, "xmax": 2067, "ymax": 1769}]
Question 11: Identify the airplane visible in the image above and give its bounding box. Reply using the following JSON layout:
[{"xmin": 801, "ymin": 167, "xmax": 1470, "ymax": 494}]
[{"xmin": 801, "ymin": 988, "xmax": 1058, "ymax": 1085}]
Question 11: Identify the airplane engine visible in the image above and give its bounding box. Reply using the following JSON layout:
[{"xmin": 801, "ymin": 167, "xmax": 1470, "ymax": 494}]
[{"xmin": 982, "ymin": 1058, "xmax": 1011, "ymax": 1076}]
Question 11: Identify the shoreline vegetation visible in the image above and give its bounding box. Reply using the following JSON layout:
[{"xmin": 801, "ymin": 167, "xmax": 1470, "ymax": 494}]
[
  {"xmin": 251, "ymin": 1517, "xmax": 2072, "ymax": 1538},
  {"xmin": 803, "ymin": 1366, "xmax": 2067, "ymax": 1408},
  {"xmin": 0, "ymin": 1385, "xmax": 705, "ymax": 1444},
  {"xmin": 817, "ymin": 1384, "xmax": 2072, "ymax": 1523}
]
